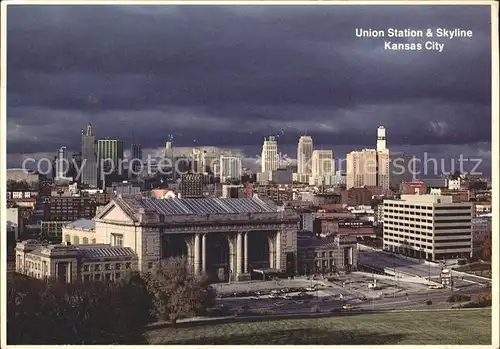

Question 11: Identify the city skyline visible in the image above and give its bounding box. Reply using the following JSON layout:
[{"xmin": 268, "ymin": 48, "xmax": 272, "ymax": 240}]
[{"xmin": 6, "ymin": 5, "xmax": 492, "ymax": 175}]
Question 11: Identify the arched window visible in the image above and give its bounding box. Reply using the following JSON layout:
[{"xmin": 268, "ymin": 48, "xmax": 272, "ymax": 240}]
[
  {"xmin": 65, "ymin": 235, "xmax": 71, "ymax": 243},
  {"xmin": 92, "ymin": 238, "xmax": 96, "ymax": 244},
  {"xmin": 73, "ymin": 236, "xmax": 80, "ymax": 245},
  {"xmin": 82, "ymin": 237, "xmax": 89, "ymax": 244}
]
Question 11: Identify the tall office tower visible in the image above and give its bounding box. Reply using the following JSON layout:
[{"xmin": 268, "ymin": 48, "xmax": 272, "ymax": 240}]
[
  {"xmin": 260, "ymin": 136, "xmax": 278, "ymax": 182},
  {"xmin": 377, "ymin": 148, "xmax": 390, "ymax": 190},
  {"xmin": 310, "ymin": 150, "xmax": 334, "ymax": 186},
  {"xmin": 346, "ymin": 149, "xmax": 378, "ymax": 189},
  {"xmin": 191, "ymin": 148, "xmax": 204, "ymax": 173},
  {"xmin": 297, "ymin": 135, "xmax": 313, "ymax": 183},
  {"xmin": 202, "ymin": 150, "xmax": 217, "ymax": 174},
  {"xmin": 130, "ymin": 144, "xmax": 143, "ymax": 174},
  {"xmin": 81, "ymin": 123, "xmax": 98, "ymax": 188},
  {"xmin": 311, "ymin": 150, "xmax": 334, "ymax": 177},
  {"xmin": 97, "ymin": 139, "xmax": 124, "ymax": 174},
  {"xmin": 220, "ymin": 155, "xmax": 243, "ymax": 182},
  {"xmin": 377, "ymin": 126, "xmax": 386, "ymax": 152},
  {"xmin": 164, "ymin": 141, "xmax": 174, "ymax": 159},
  {"xmin": 346, "ymin": 126, "xmax": 390, "ymax": 190},
  {"xmin": 55, "ymin": 146, "xmax": 68, "ymax": 180}
]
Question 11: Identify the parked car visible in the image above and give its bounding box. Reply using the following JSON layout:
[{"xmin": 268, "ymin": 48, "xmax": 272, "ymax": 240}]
[{"xmin": 342, "ymin": 305, "xmax": 353, "ymax": 311}]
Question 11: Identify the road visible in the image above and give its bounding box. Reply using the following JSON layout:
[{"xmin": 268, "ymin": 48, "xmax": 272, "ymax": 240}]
[
  {"xmin": 359, "ymin": 251, "xmax": 489, "ymax": 285},
  {"xmin": 217, "ymin": 283, "xmax": 488, "ymax": 315}
]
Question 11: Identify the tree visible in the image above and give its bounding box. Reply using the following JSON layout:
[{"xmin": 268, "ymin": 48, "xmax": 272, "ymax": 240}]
[
  {"xmin": 146, "ymin": 257, "xmax": 215, "ymax": 326},
  {"xmin": 7, "ymin": 273, "xmax": 153, "ymax": 344},
  {"xmin": 482, "ymin": 236, "xmax": 492, "ymax": 262}
]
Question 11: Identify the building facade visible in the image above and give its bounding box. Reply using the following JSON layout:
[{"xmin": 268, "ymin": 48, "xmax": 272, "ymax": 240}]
[
  {"xmin": 62, "ymin": 219, "xmax": 99, "ymax": 245},
  {"xmin": 383, "ymin": 194, "xmax": 472, "ymax": 261},
  {"xmin": 180, "ymin": 173, "xmax": 205, "ymax": 198},
  {"xmin": 93, "ymin": 196, "xmax": 299, "ymax": 281},
  {"xmin": 15, "ymin": 240, "xmax": 138, "ymax": 283},
  {"xmin": 260, "ymin": 136, "xmax": 278, "ymax": 183},
  {"xmin": 296, "ymin": 135, "xmax": 313, "ymax": 183},
  {"xmin": 310, "ymin": 150, "xmax": 334, "ymax": 186},
  {"xmin": 81, "ymin": 123, "xmax": 98, "ymax": 188},
  {"xmin": 297, "ymin": 234, "xmax": 358, "ymax": 275},
  {"xmin": 97, "ymin": 139, "xmax": 124, "ymax": 174},
  {"xmin": 219, "ymin": 155, "xmax": 242, "ymax": 182},
  {"xmin": 130, "ymin": 144, "xmax": 143, "ymax": 174}
]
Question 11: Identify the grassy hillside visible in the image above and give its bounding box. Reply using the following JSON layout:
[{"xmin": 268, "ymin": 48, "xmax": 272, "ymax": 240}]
[{"xmin": 146, "ymin": 309, "xmax": 491, "ymax": 345}]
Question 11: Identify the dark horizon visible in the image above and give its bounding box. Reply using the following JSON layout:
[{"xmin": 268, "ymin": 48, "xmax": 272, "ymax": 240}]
[{"xmin": 6, "ymin": 5, "xmax": 492, "ymax": 175}]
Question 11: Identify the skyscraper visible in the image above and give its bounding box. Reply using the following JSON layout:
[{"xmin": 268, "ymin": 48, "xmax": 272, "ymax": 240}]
[
  {"xmin": 377, "ymin": 126, "xmax": 387, "ymax": 152},
  {"xmin": 164, "ymin": 141, "xmax": 173, "ymax": 159},
  {"xmin": 310, "ymin": 150, "xmax": 334, "ymax": 186},
  {"xmin": 55, "ymin": 146, "xmax": 68, "ymax": 180},
  {"xmin": 260, "ymin": 136, "xmax": 278, "ymax": 182},
  {"xmin": 220, "ymin": 155, "xmax": 243, "ymax": 182},
  {"xmin": 297, "ymin": 135, "xmax": 313, "ymax": 183},
  {"xmin": 97, "ymin": 139, "xmax": 124, "ymax": 174},
  {"xmin": 81, "ymin": 123, "xmax": 98, "ymax": 188},
  {"xmin": 130, "ymin": 144, "xmax": 143, "ymax": 174},
  {"xmin": 346, "ymin": 126, "xmax": 390, "ymax": 191}
]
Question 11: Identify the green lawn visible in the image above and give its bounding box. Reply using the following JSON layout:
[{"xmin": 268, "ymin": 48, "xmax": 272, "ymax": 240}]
[{"xmin": 146, "ymin": 309, "xmax": 491, "ymax": 345}]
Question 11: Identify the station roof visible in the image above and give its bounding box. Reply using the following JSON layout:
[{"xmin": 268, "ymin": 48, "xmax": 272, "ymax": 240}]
[
  {"xmin": 65, "ymin": 218, "xmax": 95, "ymax": 231},
  {"xmin": 115, "ymin": 195, "xmax": 278, "ymax": 216}
]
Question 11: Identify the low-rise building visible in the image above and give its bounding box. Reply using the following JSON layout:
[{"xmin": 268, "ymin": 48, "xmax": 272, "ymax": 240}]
[
  {"xmin": 15, "ymin": 240, "xmax": 138, "ymax": 283},
  {"xmin": 430, "ymin": 188, "xmax": 470, "ymax": 203},
  {"xmin": 297, "ymin": 234, "xmax": 358, "ymax": 275},
  {"xmin": 62, "ymin": 219, "xmax": 99, "ymax": 245}
]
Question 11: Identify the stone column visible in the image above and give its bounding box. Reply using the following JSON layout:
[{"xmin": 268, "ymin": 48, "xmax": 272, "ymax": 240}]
[
  {"xmin": 194, "ymin": 233, "xmax": 200, "ymax": 274},
  {"xmin": 236, "ymin": 232, "xmax": 243, "ymax": 275},
  {"xmin": 201, "ymin": 233, "xmax": 207, "ymax": 275},
  {"xmin": 228, "ymin": 235, "xmax": 234, "ymax": 280},
  {"xmin": 275, "ymin": 231, "xmax": 282, "ymax": 270},
  {"xmin": 268, "ymin": 235, "xmax": 275, "ymax": 269},
  {"xmin": 185, "ymin": 237, "xmax": 193, "ymax": 268},
  {"xmin": 244, "ymin": 232, "xmax": 248, "ymax": 274}
]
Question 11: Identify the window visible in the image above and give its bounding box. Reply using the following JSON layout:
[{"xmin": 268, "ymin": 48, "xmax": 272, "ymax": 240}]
[
  {"xmin": 115, "ymin": 272, "xmax": 121, "ymax": 280},
  {"xmin": 94, "ymin": 273, "xmax": 101, "ymax": 281},
  {"xmin": 116, "ymin": 263, "xmax": 122, "ymax": 270},
  {"xmin": 126, "ymin": 263, "xmax": 131, "ymax": 269},
  {"xmin": 112, "ymin": 234, "xmax": 124, "ymax": 247},
  {"xmin": 92, "ymin": 238, "xmax": 96, "ymax": 244},
  {"xmin": 148, "ymin": 262, "xmax": 154, "ymax": 269},
  {"xmin": 105, "ymin": 263, "xmax": 110, "ymax": 271},
  {"xmin": 82, "ymin": 237, "xmax": 89, "ymax": 244},
  {"xmin": 83, "ymin": 274, "xmax": 91, "ymax": 283},
  {"xmin": 105, "ymin": 273, "xmax": 112, "ymax": 281},
  {"xmin": 95, "ymin": 264, "xmax": 101, "ymax": 271},
  {"xmin": 83, "ymin": 265, "xmax": 89, "ymax": 272},
  {"xmin": 73, "ymin": 236, "xmax": 80, "ymax": 245}
]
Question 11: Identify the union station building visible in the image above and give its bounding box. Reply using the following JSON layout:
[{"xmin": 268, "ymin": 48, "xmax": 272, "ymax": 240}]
[{"xmin": 16, "ymin": 195, "xmax": 300, "ymax": 282}]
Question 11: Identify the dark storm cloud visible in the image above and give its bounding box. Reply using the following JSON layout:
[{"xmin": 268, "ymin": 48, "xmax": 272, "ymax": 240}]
[{"xmin": 6, "ymin": 4, "xmax": 492, "ymax": 163}]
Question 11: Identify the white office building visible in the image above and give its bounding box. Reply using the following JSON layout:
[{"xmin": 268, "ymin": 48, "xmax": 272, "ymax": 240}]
[
  {"xmin": 220, "ymin": 155, "xmax": 242, "ymax": 182},
  {"xmin": 309, "ymin": 150, "xmax": 334, "ymax": 186},
  {"xmin": 55, "ymin": 146, "xmax": 69, "ymax": 180},
  {"xmin": 260, "ymin": 136, "xmax": 278, "ymax": 183},
  {"xmin": 383, "ymin": 194, "xmax": 472, "ymax": 261},
  {"xmin": 296, "ymin": 136, "xmax": 313, "ymax": 183},
  {"xmin": 346, "ymin": 126, "xmax": 390, "ymax": 190}
]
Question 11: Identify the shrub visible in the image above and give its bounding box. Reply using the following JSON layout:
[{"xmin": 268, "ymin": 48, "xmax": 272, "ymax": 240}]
[{"xmin": 447, "ymin": 294, "xmax": 471, "ymax": 303}]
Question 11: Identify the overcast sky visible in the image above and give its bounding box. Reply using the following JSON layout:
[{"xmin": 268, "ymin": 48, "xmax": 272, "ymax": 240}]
[{"xmin": 6, "ymin": 4, "xmax": 492, "ymax": 174}]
